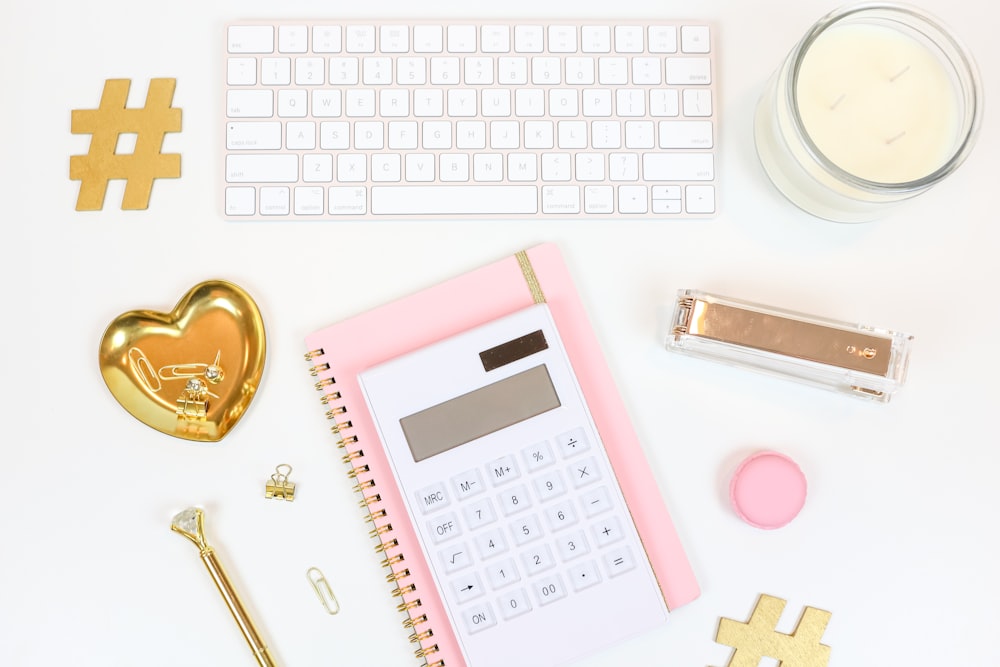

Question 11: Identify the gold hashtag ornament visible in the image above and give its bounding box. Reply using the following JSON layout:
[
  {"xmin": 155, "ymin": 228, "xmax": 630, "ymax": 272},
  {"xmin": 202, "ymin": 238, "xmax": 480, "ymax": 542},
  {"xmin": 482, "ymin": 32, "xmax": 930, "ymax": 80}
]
[
  {"xmin": 716, "ymin": 594, "xmax": 832, "ymax": 667},
  {"xmin": 70, "ymin": 78, "xmax": 181, "ymax": 210}
]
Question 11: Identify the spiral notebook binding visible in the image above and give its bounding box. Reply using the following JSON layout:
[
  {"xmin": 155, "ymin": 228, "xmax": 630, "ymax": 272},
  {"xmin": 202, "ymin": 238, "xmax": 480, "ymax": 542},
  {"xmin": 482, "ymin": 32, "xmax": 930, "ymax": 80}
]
[{"xmin": 306, "ymin": 349, "xmax": 443, "ymax": 666}]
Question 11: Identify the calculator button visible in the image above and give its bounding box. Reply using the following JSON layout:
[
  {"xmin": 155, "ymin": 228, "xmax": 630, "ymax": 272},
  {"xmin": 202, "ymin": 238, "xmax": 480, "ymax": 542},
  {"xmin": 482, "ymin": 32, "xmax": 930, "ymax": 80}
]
[
  {"xmin": 522, "ymin": 439, "xmax": 555, "ymax": 472},
  {"xmin": 533, "ymin": 469, "xmax": 567, "ymax": 502},
  {"xmin": 533, "ymin": 573, "xmax": 568, "ymax": 606},
  {"xmin": 462, "ymin": 601, "xmax": 498, "ymax": 634},
  {"xmin": 474, "ymin": 526, "xmax": 509, "ymax": 559},
  {"xmin": 452, "ymin": 571, "xmax": 486, "ymax": 604},
  {"xmin": 451, "ymin": 467, "xmax": 486, "ymax": 500},
  {"xmin": 591, "ymin": 515, "xmax": 625, "ymax": 548},
  {"xmin": 521, "ymin": 543, "xmax": 557, "ymax": 575},
  {"xmin": 555, "ymin": 427, "xmax": 590, "ymax": 458},
  {"xmin": 568, "ymin": 559, "xmax": 602, "ymax": 592},
  {"xmin": 603, "ymin": 546, "xmax": 637, "ymax": 577},
  {"xmin": 580, "ymin": 486, "xmax": 613, "ymax": 517},
  {"xmin": 555, "ymin": 529, "xmax": 590, "ymax": 561},
  {"xmin": 427, "ymin": 512, "xmax": 461, "ymax": 544},
  {"xmin": 497, "ymin": 587, "xmax": 532, "ymax": 620},
  {"xmin": 414, "ymin": 481, "xmax": 450, "ymax": 514},
  {"xmin": 463, "ymin": 497, "xmax": 498, "ymax": 530},
  {"xmin": 543, "ymin": 499, "xmax": 578, "ymax": 531},
  {"xmin": 569, "ymin": 456, "xmax": 601, "ymax": 489},
  {"xmin": 484, "ymin": 557, "xmax": 521, "ymax": 590},
  {"xmin": 440, "ymin": 542, "xmax": 472, "ymax": 574},
  {"xmin": 510, "ymin": 514, "xmax": 544, "ymax": 546},
  {"xmin": 486, "ymin": 454, "xmax": 521, "ymax": 486},
  {"xmin": 498, "ymin": 484, "xmax": 532, "ymax": 516}
]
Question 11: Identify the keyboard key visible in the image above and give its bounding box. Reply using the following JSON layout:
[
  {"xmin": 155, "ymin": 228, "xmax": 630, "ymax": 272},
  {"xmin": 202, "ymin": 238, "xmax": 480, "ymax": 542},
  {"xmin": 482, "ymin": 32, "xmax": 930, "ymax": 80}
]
[
  {"xmin": 259, "ymin": 187, "xmax": 289, "ymax": 215},
  {"xmin": 555, "ymin": 529, "xmax": 590, "ymax": 561},
  {"xmin": 555, "ymin": 427, "xmax": 590, "ymax": 458},
  {"xmin": 521, "ymin": 543, "xmax": 556, "ymax": 575},
  {"xmin": 659, "ymin": 120, "xmax": 713, "ymax": 149},
  {"xmin": 226, "ymin": 122, "xmax": 281, "ymax": 150},
  {"xmin": 686, "ymin": 185, "xmax": 716, "ymax": 214},
  {"xmin": 227, "ymin": 58, "xmax": 256, "ymax": 85},
  {"xmin": 544, "ymin": 499, "xmax": 578, "ymax": 531},
  {"xmin": 312, "ymin": 25, "xmax": 342, "ymax": 53},
  {"xmin": 497, "ymin": 484, "xmax": 532, "ymax": 515},
  {"xmin": 371, "ymin": 185, "xmax": 538, "ymax": 215},
  {"xmin": 226, "ymin": 90, "xmax": 273, "ymax": 118},
  {"xmin": 665, "ymin": 57, "xmax": 712, "ymax": 85},
  {"xmin": 580, "ymin": 486, "xmax": 613, "ymax": 517},
  {"xmin": 329, "ymin": 186, "xmax": 367, "ymax": 215},
  {"xmin": 522, "ymin": 440, "xmax": 554, "ymax": 472},
  {"xmin": 278, "ymin": 25, "xmax": 308, "ymax": 53},
  {"xmin": 464, "ymin": 497, "xmax": 497, "ymax": 529},
  {"xmin": 293, "ymin": 186, "xmax": 324, "ymax": 215},
  {"xmin": 681, "ymin": 25, "xmax": 711, "ymax": 53},
  {"xmin": 642, "ymin": 153, "xmax": 714, "ymax": 181},
  {"xmin": 603, "ymin": 546, "xmax": 637, "ymax": 577},
  {"xmin": 474, "ymin": 527, "xmax": 509, "ymax": 559},
  {"xmin": 228, "ymin": 26, "xmax": 274, "ymax": 54},
  {"xmin": 569, "ymin": 457, "xmax": 601, "ymax": 489},
  {"xmin": 260, "ymin": 58, "xmax": 291, "ymax": 85},
  {"xmin": 226, "ymin": 154, "xmax": 297, "ymax": 182},
  {"xmin": 225, "ymin": 187, "xmax": 256, "ymax": 215},
  {"xmin": 345, "ymin": 25, "xmax": 376, "ymax": 53}
]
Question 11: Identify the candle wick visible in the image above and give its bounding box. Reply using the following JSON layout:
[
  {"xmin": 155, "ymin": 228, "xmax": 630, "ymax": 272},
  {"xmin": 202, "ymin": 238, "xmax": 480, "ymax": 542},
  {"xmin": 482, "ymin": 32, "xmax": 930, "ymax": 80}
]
[
  {"xmin": 829, "ymin": 93, "xmax": 846, "ymax": 110},
  {"xmin": 886, "ymin": 131, "xmax": 907, "ymax": 145},
  {"xmin": 889, "ymin": 65, "xmax": 911, "ymax": 82}
]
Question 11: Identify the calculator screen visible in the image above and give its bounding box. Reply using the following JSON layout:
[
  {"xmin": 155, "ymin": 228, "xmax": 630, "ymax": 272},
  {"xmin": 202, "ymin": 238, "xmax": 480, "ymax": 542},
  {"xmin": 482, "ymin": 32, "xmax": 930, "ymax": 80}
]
[{"xmin": 400, "ymin": 364, "xmax": 561, "ymax": 462}]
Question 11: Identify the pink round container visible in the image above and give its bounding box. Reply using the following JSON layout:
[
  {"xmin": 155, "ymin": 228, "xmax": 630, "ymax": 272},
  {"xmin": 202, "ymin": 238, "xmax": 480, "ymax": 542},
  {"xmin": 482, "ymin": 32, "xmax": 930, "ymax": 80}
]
[{"xmin": 729, "ymin": 451, "xmax": 807, "ymax": 529}]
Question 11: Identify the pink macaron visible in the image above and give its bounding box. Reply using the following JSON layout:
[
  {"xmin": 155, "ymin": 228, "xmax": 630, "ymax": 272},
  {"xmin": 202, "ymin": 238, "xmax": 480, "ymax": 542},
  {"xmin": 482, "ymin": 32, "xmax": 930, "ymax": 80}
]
[{"xmin": 730, "ymin": 451, "xmax": 807, "ymax": 529}]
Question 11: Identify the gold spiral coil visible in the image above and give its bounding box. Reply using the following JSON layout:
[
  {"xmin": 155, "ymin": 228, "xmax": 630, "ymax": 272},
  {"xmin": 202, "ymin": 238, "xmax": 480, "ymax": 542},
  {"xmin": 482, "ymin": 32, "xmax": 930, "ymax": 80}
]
[
  {"xmin": 303, "ymin": 348, "xmax": 325, "ymax": 361},
  {"xmin": 408, "ymin": 629, "xmax": 433, "ymax": 643},
  {"xmin": 314, "ymin": 377, "xmax": 336, "ymax": 390},
  {"xmin": 320, "ymin": 391, "xmax": 342, "ymax": 404},
  {"xmin": 308, "ymin": 362, "xmax": 331, "ymax": 376},
  {"xmin": 337, "ymin": 434, "xmax": 360, "ymax": 448},
  {"xmin": 341, "ymin": 449, "xmax": 364, "ymax": 464},
  {"xmin": 368, "ymin": 523, "xmax": 393, "ymax": 538},
  {"xmin": 414, "ymin": 644, "xmax": 439, "ymax": 659},
  {"xmin": 392, "ymin": 583, "xmax": 418, "ymax": 598},
  {"xmin": 396, "ymin": 598, "xmax": 421, "ymax": 613},
  {"xmin": 401, "ymin": 612, "xmax": 426, "ymax": 628},
  {"xmin": 381, "ymin": 553, "xmax": 405, "ymax": 568},
  {"xmin": 358, "ymin": 492, "xmax": 382, "ymax": 508},
  {"xmin": 374, "ymin": 538, "xmax": 400, "ymax": 554},
  {"xmin": 428, "ymin": 661, "xmax": 445, "ymax": 667},
  {"xmin": 364, "ymin": 509, "xmax": 388, "ymax": 523},
  {"xmin": 387, "ymin": 568, "xmax": 411, "ymax": 584},
  {"xmin": 346, "ymin": 464, "xmax": 370, "ymax": 479},
  {"xmin": 326, "ymin": 405, "xmax": 348, "ymax": 419},
  {"xmin": 351, "ymin": 479, "xmax": 376, "ymax": 494},
  {"xmin": 330, "ymin": 420, "xmax": 353, "ymax": 435}
]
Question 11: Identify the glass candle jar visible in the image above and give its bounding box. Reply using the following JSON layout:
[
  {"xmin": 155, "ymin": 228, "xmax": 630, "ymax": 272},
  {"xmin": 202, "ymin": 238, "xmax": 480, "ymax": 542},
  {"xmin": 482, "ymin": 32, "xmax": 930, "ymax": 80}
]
[{"xmin": 754, "ymin": 3, "xmax": 982, "ymax": 222}]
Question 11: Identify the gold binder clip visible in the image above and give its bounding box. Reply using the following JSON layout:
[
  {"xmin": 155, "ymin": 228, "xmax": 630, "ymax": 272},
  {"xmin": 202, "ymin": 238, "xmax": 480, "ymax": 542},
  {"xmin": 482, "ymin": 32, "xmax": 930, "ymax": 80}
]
[
  {"xmin": 265, "ymin": 464, "xmax": 296, "ymax": 501},
  {"xmin": 175, "ymin": 378, "xmax": 209, "ymax": 420},
  {"xmin": 306, "ymin": 567, "xmax": 340, "ymax": 615}
]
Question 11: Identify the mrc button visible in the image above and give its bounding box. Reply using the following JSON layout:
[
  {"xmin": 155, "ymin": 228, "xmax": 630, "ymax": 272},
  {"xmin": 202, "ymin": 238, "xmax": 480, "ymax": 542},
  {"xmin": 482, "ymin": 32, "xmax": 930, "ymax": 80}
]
[{"xmin": 414, "ymin": 481, "xmax": 451, "ymax": 514}]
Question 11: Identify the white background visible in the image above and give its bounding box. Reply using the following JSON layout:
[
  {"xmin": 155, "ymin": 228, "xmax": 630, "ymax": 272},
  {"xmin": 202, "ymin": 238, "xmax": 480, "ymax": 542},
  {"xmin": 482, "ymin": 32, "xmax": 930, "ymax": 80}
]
[{"xmin": 2, "ymin": 1, "xmax": 998, "ymax": 665}]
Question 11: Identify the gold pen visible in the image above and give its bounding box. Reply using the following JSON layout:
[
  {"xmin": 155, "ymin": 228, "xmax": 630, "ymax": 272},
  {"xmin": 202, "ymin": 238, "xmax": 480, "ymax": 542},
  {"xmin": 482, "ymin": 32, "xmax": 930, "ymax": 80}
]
[{"xmin": 171, "ymin": 507, "xmax": 279, "ymax": 667}]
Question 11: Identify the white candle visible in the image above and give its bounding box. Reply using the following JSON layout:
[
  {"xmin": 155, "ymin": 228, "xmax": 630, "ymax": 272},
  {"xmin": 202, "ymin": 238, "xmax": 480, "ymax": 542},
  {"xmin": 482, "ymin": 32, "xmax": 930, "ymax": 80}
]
[{"xmin": 754, "ymin": 5, "xmax": 981, "ymax": 222}]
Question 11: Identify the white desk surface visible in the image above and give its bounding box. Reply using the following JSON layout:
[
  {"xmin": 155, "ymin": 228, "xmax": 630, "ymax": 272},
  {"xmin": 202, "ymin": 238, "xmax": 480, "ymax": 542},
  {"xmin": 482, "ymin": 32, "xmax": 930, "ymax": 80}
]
[{"xmin": 3, "ymin": 1, "xmax": 998, "ymax": 665}]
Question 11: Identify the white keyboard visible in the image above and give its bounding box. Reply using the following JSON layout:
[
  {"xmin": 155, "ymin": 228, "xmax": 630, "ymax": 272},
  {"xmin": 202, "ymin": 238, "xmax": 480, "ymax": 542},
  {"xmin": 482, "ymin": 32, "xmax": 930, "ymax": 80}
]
[{"xmin": 224, "ymin": 20, "xmax": 718, "ymax": 219}]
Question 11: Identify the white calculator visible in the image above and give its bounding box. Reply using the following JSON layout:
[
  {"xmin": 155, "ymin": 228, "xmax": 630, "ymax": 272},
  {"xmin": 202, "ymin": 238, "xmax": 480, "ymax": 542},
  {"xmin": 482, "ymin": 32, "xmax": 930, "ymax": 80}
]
[{"xmin": 358, "ymin": 304, "xmax": 668, "ymax": 667}]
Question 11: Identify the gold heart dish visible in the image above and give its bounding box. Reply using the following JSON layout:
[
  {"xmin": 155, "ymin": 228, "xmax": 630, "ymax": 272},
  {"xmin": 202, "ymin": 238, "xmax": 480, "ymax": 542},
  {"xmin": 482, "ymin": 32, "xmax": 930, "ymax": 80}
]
[{"xmin": 99, "ymin": 280, "xmax": 266, "ymax": 442}]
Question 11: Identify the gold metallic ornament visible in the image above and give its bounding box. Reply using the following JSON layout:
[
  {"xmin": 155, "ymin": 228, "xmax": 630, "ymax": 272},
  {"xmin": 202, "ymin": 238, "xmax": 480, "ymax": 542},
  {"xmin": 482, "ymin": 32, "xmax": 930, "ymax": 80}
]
[{"xmin": 99, "ymin": 280, "xmax": 266, "ymax": 442}]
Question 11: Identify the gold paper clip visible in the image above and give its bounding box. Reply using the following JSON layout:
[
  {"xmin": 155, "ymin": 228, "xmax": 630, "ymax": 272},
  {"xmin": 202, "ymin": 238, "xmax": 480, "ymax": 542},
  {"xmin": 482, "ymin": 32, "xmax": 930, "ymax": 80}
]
[
  {"xmin": 306, "ymin": 567, "xmax": 340, "ymax": 615},
  {"xmin": 265, "ymin": 464, "xmax": 296, "ymax": 501}
]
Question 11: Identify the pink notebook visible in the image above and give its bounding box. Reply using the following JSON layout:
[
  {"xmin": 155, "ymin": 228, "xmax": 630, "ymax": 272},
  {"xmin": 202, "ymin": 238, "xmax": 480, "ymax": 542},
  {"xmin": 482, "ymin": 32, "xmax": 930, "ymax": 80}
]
[{"xmin": 304, "ymin": 243, "xmax": 698, "ymax": 666}]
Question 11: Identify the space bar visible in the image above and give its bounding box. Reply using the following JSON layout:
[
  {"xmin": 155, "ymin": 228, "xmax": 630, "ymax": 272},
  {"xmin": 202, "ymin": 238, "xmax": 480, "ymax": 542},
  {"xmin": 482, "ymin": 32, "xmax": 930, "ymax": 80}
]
[{"xmin": 371, "ymin": 186, "xmax": 538, "ymax": 215}]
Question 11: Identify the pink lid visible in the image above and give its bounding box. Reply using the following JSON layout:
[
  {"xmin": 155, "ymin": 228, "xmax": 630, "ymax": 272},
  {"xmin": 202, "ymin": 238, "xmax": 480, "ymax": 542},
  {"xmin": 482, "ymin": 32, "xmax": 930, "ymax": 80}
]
[{"xmin": 729, "ymin": 451, "xmax": 807, "ymax": 529}]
